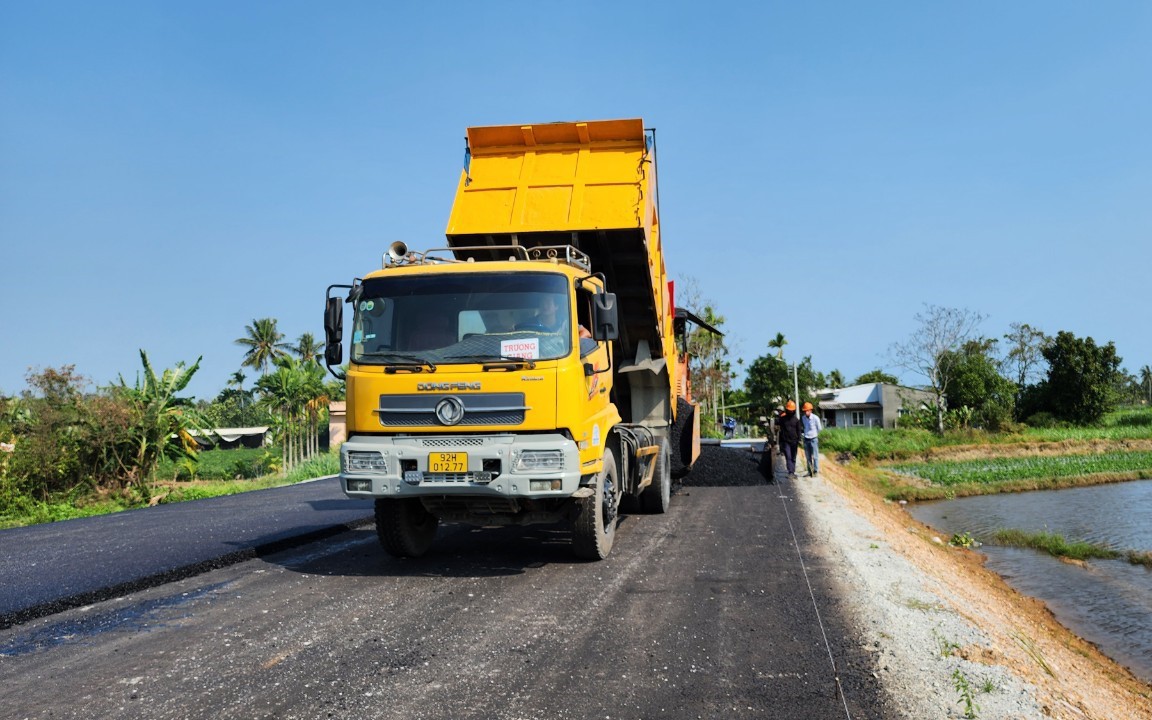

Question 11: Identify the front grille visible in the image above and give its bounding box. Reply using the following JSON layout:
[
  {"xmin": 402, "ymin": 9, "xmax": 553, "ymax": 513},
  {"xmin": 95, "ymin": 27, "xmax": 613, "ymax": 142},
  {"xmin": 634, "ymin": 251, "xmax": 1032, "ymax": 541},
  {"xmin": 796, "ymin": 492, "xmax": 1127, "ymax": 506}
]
[
  {"xmin": 375, "ymin": 393, "xmax": 526, "ymax": 427},
  {"xmin": 420, "ymin": 437, "xmax": 486, "ymax": 447}
]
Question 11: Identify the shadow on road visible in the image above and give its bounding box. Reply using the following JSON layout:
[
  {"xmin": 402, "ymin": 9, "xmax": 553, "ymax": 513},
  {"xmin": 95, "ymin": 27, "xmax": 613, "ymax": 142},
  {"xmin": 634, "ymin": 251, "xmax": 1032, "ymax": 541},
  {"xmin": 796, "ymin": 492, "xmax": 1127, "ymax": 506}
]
[{"xmin": 260, "ymin": 516, "xmax": 644, "ymax": 580}]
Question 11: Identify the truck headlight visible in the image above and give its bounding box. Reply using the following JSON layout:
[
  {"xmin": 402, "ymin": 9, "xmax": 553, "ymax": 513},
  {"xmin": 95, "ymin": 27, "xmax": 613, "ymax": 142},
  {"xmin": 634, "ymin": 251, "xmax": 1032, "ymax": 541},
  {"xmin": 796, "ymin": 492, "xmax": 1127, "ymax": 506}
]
[
  {"xmin": 345, "ymin": 451, "xmax": 387, "ymax": 473},
  {"xmin": 513, "ymin": 450, "xmax": 564, "ymax": 472}
]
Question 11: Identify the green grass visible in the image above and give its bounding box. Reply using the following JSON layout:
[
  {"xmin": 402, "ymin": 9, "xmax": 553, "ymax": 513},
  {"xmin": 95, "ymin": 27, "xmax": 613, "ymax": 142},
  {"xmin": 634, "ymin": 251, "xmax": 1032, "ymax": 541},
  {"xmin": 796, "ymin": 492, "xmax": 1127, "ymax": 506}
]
[
  {"xmin": 156, "ymin": 447, "xmax": 273, "ymax": 481},
  {"xmin": 883, "ymin": 451, "xmax": 1152, "ymax": 486},
  {"xmin": 821, "ymin": 406, "xmax": 1152, "ymax": 462},
  {"xmin": 994, "ymin": 529, "xmax": 1120, "ymax": 561},
  {"xmin": 158, "ymin": 451, "xmax": 339, "ymax": 504},
  {"xmin": 993, "ymin": 529, "xmax": 1152, "ymax": 568},
  {"xmin": 821, "ymin": 427, "xmax": 942, "ymax": 461},
  {"xmin": 0, "ymin": 450, "xmax": 342, "ymax": 529},
  {"xmin": 0, "ymin": 497, "xmax": 133, "ymax": 529}
]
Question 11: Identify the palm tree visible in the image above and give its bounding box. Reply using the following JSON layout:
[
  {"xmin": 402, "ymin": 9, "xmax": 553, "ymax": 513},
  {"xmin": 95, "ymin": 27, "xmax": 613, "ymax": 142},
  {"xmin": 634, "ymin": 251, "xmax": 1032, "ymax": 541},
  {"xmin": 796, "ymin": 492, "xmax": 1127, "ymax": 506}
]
[
  {"xmin": 768, "ymin": 332, "xmax": 788, "ymax": 359},
  {"xmin": 294, "ymin": 332, "xmax": 324, "ymax": 364},
  {"xmin": 235, "ymin": 318, "xmax": 290, "ymax": 375},
  {"xmin": 255, "ymin": 356, "xmax": 331, "ymax": 473},
  {"xmin": 828, "ymin": 369, "xmax": 845, "ymax": 389},
  {"xmin": 1141, "ymin": 365, "xmax": 1152, "ymax": 405},
  {"xmin": 256, "ymin": 356, "xmax": 307, "ymax": 474},
  {"xmin": 228, "ymin": 370, "xmax": 246, "ymax": 391}
]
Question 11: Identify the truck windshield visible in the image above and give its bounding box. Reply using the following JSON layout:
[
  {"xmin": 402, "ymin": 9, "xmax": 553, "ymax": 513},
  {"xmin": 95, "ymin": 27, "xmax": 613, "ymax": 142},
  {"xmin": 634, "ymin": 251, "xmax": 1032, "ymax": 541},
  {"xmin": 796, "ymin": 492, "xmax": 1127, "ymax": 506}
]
[{"xmin": 351, "ymin": 272, "xmax": 573, "ymax": 366}]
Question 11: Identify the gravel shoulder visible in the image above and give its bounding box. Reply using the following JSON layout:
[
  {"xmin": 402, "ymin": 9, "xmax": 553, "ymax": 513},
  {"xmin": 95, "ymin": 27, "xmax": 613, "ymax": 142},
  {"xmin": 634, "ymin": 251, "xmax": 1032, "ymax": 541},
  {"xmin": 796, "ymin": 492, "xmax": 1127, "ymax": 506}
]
[{"xmin": 793, "ymin": 452, "xmax": 1152, "ymax": 719}]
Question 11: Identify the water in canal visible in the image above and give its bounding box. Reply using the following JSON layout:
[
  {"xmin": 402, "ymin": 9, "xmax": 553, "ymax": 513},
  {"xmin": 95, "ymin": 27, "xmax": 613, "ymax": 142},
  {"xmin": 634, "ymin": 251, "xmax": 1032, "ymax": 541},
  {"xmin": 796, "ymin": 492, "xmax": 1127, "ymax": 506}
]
[{"xmin": 907, "ymin": 479, "xmax": 1152, "ymax": 684}]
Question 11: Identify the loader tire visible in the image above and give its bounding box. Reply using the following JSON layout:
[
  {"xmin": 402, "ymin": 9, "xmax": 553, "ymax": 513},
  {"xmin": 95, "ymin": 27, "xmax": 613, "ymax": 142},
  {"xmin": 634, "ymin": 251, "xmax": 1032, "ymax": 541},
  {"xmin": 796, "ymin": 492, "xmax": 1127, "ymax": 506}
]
[
  {"xmin": 573, "ymin": 448, "xmax": 619, "ymax": 560},
  {"xmin": 375, "ymin": 498, "xmax": 439, "ymax": 558}
]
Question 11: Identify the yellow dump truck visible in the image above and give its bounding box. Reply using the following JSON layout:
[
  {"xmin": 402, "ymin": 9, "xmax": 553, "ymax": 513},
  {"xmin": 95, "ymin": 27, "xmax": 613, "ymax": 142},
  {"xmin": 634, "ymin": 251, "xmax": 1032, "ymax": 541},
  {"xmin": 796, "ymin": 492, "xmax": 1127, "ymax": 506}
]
[{"xmin": 323, "ymin": 118, "xmax": 716, "ymax": 560}]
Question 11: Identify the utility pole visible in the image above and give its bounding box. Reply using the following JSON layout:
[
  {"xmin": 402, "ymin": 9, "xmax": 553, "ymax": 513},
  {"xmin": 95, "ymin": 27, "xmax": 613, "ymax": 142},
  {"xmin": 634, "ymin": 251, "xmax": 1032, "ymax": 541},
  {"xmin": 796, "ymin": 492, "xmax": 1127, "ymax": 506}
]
[{"xmin": 793, "ymin": 361, "xmax": 800, "ymax": 409}]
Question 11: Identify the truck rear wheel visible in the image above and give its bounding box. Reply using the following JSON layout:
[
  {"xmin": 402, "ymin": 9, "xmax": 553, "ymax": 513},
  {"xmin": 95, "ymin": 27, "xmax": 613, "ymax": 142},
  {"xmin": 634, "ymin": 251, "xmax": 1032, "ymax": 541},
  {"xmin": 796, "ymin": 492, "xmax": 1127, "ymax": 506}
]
[
  {"xmin": 375, "ymin": 498, "xmax": 439, "ymax": 558},
  {"xmin": 639, "ymin": 440, "xmax": 672, "ymax": 514},
  {"xmin": 573, "ymin": 448, "xmax": 619, "ymax": 560}
]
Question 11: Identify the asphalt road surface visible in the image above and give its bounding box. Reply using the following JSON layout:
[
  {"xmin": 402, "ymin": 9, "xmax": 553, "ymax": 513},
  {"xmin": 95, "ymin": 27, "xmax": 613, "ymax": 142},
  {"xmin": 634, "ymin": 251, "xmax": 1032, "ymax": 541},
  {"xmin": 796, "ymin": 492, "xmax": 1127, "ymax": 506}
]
[
  {"xmin": 0, "ymin": 448, "xmax": 895, "ymax": 719},
  {"xmin": 0, "ymin": 477, "xmax": 374, "ymax": 628}
]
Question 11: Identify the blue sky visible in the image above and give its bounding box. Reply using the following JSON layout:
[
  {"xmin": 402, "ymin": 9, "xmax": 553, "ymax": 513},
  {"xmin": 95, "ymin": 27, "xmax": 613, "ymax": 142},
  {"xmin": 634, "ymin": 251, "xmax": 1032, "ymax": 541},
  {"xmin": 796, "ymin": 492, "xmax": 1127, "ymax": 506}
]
[{"xmin": 3, "ymin": 2, "xmax": 1150, "ymax": 400}]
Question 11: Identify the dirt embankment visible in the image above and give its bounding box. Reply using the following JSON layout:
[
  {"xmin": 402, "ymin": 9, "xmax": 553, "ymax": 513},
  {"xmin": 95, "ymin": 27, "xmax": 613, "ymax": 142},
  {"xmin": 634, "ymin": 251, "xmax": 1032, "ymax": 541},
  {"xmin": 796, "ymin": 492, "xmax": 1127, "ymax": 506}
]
[{"xmin": 808, "ymin": 455, "xmax": 1152, "ymax": 719}]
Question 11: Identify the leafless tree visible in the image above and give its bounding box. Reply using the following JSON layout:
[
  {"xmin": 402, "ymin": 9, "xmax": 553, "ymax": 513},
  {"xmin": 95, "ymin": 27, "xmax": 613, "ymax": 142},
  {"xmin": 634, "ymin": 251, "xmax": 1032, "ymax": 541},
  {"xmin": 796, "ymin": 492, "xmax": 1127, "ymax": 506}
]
[
  {"xmin": 1002, "ymin": 322, "xmax": 1050, "ymax": 388},
  {"xmin": 888, "ymin": 304, "xmax": 987, "ymax": 434}
]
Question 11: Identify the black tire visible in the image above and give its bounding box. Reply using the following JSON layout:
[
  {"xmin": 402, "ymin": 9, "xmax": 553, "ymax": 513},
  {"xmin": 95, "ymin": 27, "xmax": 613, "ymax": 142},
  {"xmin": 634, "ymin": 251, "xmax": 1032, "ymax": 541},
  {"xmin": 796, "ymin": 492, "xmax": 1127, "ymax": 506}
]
[
  {"xmin": 573, "ymin": 447, "xmax": 619, "ymax": 560},
  {"xmin": 375, "ymin": 498, "xmax": 439, "ymax": 558},
  {"xmin": 669, "ymin": 397, "xmax": 695, "ymax": 478},
  {"xmin": 639, "ymin": 440, "xmax": 672, "ymax": 514}
]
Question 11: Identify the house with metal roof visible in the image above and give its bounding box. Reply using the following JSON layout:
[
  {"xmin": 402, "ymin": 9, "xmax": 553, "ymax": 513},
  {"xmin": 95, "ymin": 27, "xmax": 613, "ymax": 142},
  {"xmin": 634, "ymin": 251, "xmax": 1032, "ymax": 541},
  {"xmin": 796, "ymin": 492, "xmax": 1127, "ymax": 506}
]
[
  {"xmin": 187, "ymin": 427, "xmax": 271, "ymax": 450},
  {"xmin": 815, "ymin": 383, "xmax": 937, "ymax": 429}
]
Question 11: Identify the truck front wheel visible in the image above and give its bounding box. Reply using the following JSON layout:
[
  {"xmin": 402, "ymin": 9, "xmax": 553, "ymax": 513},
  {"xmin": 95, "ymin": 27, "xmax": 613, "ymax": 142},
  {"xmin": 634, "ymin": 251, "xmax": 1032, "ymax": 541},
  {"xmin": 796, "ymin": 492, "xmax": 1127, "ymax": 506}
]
[
  {"xmin": 375, "ymin": 498, "xmax": 439, "ymax": 558},
  {"xmin": 573, "ymin": 448, "xmax": 619, "ymax": 560}
]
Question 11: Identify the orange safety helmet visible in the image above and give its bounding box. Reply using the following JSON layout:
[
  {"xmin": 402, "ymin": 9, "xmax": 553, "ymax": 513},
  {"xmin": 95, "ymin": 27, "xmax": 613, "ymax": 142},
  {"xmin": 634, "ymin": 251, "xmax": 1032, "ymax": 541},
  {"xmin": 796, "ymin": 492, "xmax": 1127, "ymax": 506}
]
[
  {"xmin": 785, "ymin": 400, "xmax": 796, "ymax": 411},
  {"xmin": 802, "ymin": 402, "xmax": 813, "ymax": 411}
]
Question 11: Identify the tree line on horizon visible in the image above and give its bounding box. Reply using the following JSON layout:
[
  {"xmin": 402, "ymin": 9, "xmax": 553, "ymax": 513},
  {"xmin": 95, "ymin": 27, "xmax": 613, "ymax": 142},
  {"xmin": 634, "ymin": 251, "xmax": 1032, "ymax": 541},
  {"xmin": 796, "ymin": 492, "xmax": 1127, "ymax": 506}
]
[{"xmin": 704, "ymin": 304, "xmax": 1150, "ymax": 435}]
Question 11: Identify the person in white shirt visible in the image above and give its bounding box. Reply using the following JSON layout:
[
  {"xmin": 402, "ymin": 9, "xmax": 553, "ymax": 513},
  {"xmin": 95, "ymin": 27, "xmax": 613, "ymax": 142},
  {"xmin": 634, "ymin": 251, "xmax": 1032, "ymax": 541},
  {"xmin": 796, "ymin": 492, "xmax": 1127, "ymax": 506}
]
[{"xmin": 801, "ymin": 402, "xmax": 823, "ymax": 477}]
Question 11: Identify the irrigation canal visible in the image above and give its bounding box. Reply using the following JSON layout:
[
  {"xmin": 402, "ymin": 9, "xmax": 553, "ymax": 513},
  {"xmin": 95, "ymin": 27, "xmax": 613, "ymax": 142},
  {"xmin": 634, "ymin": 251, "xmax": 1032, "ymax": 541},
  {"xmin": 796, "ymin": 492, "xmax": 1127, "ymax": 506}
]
[{"xmin": 909, "ymin": 479, "xmax": 1152, "ymax": 684}]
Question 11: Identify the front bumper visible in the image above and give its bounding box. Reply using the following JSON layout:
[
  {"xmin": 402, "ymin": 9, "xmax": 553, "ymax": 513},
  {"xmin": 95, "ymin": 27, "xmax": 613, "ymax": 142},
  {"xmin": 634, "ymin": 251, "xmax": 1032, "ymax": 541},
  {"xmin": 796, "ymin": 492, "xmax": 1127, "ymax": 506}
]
[{"xmin": 339, "ymin": 434, "xmax": 581, "ymax": 499}]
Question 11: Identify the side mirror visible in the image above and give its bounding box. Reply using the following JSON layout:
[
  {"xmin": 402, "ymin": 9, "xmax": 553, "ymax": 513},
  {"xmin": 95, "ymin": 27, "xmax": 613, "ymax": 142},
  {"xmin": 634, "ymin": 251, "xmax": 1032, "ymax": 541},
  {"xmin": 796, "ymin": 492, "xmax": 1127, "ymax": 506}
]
[
  {"xmin": 324, "ymin": 297, "xmax": 343, "ymax": 366},
  {"xmin": 591, "ymin": 292, "xmax": 619, "ymax": 342}
]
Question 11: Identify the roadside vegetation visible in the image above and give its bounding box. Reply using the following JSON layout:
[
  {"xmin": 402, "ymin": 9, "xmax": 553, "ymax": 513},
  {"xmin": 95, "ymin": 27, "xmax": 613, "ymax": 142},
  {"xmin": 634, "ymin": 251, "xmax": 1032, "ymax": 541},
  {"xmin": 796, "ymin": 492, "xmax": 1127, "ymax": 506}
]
[
  {"xmin": 1, "ymin": 449, "xmax": 341, "ymax": 530},
  {"xmin": 886, "ymin": 451, "xmax": 1152, "ymax": 487},
  {"xmin": 0, "ymin": 318, "xmax": 345, "ymax": 529},
  {"xmin": 817, "ymin": 407, "xmax": 1152, "ymax": 503}
]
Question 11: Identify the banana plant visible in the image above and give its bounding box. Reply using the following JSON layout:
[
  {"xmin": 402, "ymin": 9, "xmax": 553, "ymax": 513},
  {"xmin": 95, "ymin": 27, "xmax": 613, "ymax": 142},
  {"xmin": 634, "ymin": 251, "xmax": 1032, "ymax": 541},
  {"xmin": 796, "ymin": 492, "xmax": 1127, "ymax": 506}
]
[{"xmin": 116, "ymin": 350, "xmax": 205, "ymax": 491}]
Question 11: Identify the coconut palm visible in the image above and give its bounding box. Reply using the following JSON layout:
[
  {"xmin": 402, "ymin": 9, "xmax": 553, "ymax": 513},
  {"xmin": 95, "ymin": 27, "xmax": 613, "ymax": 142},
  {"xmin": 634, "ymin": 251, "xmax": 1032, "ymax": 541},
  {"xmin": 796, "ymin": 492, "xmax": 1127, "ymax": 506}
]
[
  {"xmin": 768, "ymin": 332, "xmax": 788, "ymax": 359},
  {"xmin": 228, "ymin": 370, "xmax": 247, "ymax": 391},
  {"xmin": 255, "ymin": 356, "xmax": 331, "ymax": 473},
  {"xmin": 1141, "ymin": 365, "xmax": 1152, "ymax": 405},
  {"xmin": 294, "ymin": 332, "xmax": 324, "ymax": 364},
  {"xmin": 256, "ymin": 356, "xmax": 307, "ymax": 473},
  {"xmin": 235, "ymin": 318, "xmax": 290, "ymax": 375}
]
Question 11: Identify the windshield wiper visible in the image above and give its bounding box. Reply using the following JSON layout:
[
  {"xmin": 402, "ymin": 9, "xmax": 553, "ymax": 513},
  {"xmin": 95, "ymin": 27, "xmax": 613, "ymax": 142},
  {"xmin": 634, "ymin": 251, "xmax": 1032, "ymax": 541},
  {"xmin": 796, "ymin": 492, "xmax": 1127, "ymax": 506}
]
[
  {"xmin": 359, "ymin": 352, "xmax": 437, "ymax": 373},
  {"xmin": 445, "ymin": 353, "xmax": 536, "ymax": 370}
]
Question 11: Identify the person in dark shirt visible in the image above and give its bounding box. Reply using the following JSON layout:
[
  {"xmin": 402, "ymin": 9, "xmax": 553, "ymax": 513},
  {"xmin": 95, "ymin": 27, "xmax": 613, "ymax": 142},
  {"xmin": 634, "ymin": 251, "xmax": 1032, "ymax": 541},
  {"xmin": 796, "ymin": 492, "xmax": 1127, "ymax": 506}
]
[{"xmin": 776, "ymin": 400, "xmax": 802, "ymax": 479}]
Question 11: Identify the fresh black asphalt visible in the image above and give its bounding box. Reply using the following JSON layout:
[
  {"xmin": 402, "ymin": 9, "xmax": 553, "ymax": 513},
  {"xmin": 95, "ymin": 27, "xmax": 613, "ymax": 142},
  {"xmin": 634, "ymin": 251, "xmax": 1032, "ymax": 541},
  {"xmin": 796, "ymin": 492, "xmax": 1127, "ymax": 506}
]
[{"xmin": 0, "ymin": 477, "xmax": 374, "ymax": 628}]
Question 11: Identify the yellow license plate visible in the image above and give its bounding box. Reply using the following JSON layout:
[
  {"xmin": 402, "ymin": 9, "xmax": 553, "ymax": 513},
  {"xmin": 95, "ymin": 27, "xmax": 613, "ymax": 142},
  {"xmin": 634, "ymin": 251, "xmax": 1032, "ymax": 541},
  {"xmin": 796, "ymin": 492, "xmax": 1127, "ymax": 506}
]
[{"xmin": 428, "ymin": 452, "xmax": 468, "ymax": 473}]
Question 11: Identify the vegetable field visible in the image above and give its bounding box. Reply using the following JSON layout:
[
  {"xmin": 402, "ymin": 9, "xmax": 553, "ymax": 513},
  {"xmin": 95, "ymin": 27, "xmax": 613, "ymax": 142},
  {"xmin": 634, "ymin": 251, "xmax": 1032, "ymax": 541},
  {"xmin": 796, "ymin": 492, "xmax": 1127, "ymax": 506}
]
[{"xmin": 885, "ymin": 451, "xmax": 1152, "ymax": 486}]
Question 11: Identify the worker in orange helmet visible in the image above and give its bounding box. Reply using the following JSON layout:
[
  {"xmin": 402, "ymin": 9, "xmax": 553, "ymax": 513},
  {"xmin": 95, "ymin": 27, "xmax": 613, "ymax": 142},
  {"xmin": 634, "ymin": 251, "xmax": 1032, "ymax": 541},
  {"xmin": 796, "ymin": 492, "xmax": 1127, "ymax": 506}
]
[
  {"xmin": 801, "ymin": 402, "xmax": 823, "ymax": 477},
  {"xmin": 776, "ymin": 400, "xmax": 803, "ymax": 479}
]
